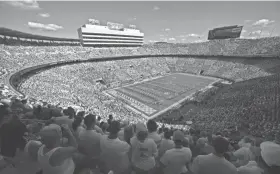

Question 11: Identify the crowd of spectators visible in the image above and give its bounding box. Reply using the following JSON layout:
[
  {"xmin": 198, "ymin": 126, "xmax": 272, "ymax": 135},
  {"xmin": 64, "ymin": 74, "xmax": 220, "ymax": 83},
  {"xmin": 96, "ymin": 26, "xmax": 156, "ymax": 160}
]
[
  {"xmin": 0, "ymin": 99, "xmax": 280, "ymax": 174},
  {"xmin": 1, "ymin": 36, "xmax": 280, "ymax": 173}
]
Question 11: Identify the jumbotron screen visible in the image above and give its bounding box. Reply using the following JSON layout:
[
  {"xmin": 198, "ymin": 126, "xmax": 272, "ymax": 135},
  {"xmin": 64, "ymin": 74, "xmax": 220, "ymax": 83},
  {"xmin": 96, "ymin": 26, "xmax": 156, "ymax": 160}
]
[{"xmin": 208, "ymin": 25, "xmax": 243, "ymax": 40}]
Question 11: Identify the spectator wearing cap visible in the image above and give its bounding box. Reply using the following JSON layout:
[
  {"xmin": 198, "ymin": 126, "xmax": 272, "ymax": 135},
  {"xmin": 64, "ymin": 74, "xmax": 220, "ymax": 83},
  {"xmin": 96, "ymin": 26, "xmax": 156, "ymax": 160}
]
[
  {"xmin": 36, "ymin": 124, "xmax": 77, "ymax": 174},
  {"xmin": 158, "ymin": 129, "xmax": 175, "ymax": 159},
  {"xmin": 130, "ymin": 122, "xmax": 158, "ymax": 174},
  {"xmin": 191, "ymin": 136, "xmax": 237, "ymax": 174},
  {"xmin": 147, "ymin": 120, "xmax": 162, "ymax": 148},
  {"xmin": 78, "ymin": 114, "xmax": 101, "ymax": 163},
  {"xmin": 160, "ymin": 130, "xmax": 192, "ymax": 174},
  {"xmin": 100, "ymin": 121, "xmax": 131, "ymax": 174}
]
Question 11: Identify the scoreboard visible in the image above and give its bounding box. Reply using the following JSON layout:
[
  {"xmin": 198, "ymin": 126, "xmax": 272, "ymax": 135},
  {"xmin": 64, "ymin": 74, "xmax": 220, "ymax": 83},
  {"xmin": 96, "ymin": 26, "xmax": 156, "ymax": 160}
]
[{"xmin": 208, "ymin": 25, "xmax": 243, "ymax": 40}]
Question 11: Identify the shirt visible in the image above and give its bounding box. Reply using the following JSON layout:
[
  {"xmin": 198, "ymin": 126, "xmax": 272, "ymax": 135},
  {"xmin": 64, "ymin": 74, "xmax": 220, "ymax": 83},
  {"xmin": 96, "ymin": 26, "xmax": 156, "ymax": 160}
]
[
  {"xmin": 158, "ymin": 138, "xmax": 175, "ymax": 159},
  {"xmin": 148, "ymin": 132, "xmax": 162, "ymax": 148},
  {"xmin": 53, "ymin": 116, "xmax": 74, "ymax": 127},
  {"xmin": 192, "ymin": 153, "xmax": 237, "ymax": 174},
  {"xmin": 160, "ymin": 147, "xmax": 192, "ymax": 174},
  {"xmin": 100, "ymin": 135, "xmax": 130, "ymax": 173},
  {"xmin": 0, "ymin": 120, "xmax": 27, "ymax": 157},
  {"xmin": 78, "ymin": 129, "xmax": 101, "ymax": 158},
  {"xmin": 118, "ymin": 129, "xmax": 125, "ymax": 141},
  {"xmin": 37, "ymin": 145, "xmax": 75, "ymax": 174},
  {"xmin": 130, "ymin": 136, "xmax": 158, "ymax": 171}
]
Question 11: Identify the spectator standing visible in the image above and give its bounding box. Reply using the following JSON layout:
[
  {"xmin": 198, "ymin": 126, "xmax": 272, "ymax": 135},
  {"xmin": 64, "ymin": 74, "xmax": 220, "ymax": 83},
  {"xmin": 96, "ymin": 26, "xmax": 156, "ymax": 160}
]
[
  {"xmin": 100, "ymin": 121, "xmax": 131, "ymax": 174},
  {"xmin": 37, "ymin": 124, "xmax": 77, "ymax": 174},
  {"xmin": 147, "ymin": 120, "xmax": 162, "ymax": 148},
  {"xmin": 118, "ymin": 120, "xmax": 129, "ymax": 141},
  {"xmin": 52, "ymin": 109, "xmax": 74, "ymax": 127},
  {"xmin": 0, "ymin": 114, "xmax": 28, "ymax": 158},
  {"xmin": 96, "ymin": 116, "xmax": 101, "ymax": 126},
  {"xmin": 107, "ymin": 114, "xmax": 113, "ymax": 126},
  {"xmin": 191, "ymin": 136, "xmax": 237, "ymax": 174},
  {"xmin": 78, "ymin": 114, "xmax": 101, "ymax": 168},
  {"xmin": 71, "ymin": 116, "xmax": 85, "ymax": 140},
  {"xmin": 130, "ymin": 122, "xmax": 158, "ymax": 174},
  {"xmin": 123, "ymin": 124, "xmax": 134, "ymax": 145},
  {"xmin": 160, "ymin": 130, "xmax": 192, "ymax": 174},
  {"xmin": 158, "ymin": 130, "xmax": 174, "ymax": 159},
  {"xmin": 100, "ymin": 122, "xmax": 110, "ymax": 135}
]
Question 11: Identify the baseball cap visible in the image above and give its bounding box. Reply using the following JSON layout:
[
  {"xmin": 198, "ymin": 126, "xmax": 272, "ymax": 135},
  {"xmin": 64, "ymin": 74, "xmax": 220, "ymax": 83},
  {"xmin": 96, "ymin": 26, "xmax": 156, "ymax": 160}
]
[
  {"xmin": 173, "ymin": 130, "xmax": 185, "ymax": 141},
  {"xmin": 135, "ymin": 122, "xmax": 148, "ymax": 134}
]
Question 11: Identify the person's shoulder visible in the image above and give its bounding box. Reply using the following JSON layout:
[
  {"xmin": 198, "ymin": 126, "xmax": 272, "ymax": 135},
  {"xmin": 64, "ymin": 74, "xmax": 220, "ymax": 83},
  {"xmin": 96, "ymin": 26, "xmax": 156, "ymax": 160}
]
[
  {"xmin": 147, "ymin": 138, "xmax": 157, "ymax": 145},
  {"xmin": 196, "ymin": 153, "xmax": 211, "ymax": 161},
  {"xmin": 117, "ymin": 138, "xmax": 130, "ymax": 147},
  {"xmin": 165, "ymin": 148, "xmax": 175, "ymax": 154},
  {"xmin": 182, "ymin": 147, "xmax": 192, "ymax": 153},
  {"xmin": 226, "ymin": 160, "xmax": 238, "ymax": 171}
]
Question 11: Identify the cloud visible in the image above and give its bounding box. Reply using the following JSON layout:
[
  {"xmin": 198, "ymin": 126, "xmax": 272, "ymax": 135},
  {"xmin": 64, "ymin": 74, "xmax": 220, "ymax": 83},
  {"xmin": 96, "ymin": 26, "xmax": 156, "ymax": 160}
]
[
  {"xmin": 247, "ymin": 36, "xmax": 257, "ymax": 39},
  {"xmin": 28, "ymin": 22, "xmax": 63, "ymax": 31},
  {"xmin": 187, "ymin": 33, "xmax": 201, "ymax": 37},
  {"xmin": 193, "ymin": 40, "xmax": 204, "ymax": 43},
  {"xmin": 260, "ymin": 30, "xmax": 271, "ymax": 37},
  {"xmin": 244, "ymin": 20, "xmax": 253, "ymax": 24},
  {"xmin": 5, "ymin": 0, "xmax": 40, "ymax": 10},
  {"xmin": 242, "ymin": 29, "xmax": 247, "ymax": 33},
  {"xmin": 39, "ymin": 13, "xmax": 50, "ymax": 18},
  {"xmin": 253, "ymin": 19, "xmax": 275, "ymax": 27},
  {"xmin": 164, "ymin": 28, "xmax": 171, "ymax": 32},
  {"xmin": 148, "ymin": 40, "xmax": 158, "ymax": 43},
  {"xmin": 153, "ymin": 6, "xmax": 160, "ymax": 11},
  {"xmin": 251, "ymin": 30, "xmax": 262, "ymax": 35},
  {"xmin": 169, "ymin": 37, "xmax": 176, "ymax": 41}
]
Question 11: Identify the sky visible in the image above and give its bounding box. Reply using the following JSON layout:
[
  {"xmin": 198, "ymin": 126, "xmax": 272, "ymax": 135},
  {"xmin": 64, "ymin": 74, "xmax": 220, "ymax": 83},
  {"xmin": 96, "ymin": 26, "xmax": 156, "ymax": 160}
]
[{"xmin": 0, "ymin": 0, "xmax": 280, "ymax": 43}]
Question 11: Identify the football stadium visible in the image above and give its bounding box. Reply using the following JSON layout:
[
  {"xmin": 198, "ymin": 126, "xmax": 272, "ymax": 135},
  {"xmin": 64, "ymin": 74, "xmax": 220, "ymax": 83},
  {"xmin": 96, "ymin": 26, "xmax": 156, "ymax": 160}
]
[{"xmin": 1, "ymin": 1, "xmax": 280, "ymax": 174}]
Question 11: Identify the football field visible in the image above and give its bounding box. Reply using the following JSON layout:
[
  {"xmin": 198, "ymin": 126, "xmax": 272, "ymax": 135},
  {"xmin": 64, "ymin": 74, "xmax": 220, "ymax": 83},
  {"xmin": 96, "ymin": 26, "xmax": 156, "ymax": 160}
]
[{"xmin": 105, "ymin": 73, "xmax": 218, "ymax": 119}]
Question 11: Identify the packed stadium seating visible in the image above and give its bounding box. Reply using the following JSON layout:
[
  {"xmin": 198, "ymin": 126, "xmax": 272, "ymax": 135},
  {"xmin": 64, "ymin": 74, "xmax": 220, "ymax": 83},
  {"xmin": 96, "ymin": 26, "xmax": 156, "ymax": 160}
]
[{"xmin": 1, "ymin": 34, "xmax": 280, "ymax": 174}]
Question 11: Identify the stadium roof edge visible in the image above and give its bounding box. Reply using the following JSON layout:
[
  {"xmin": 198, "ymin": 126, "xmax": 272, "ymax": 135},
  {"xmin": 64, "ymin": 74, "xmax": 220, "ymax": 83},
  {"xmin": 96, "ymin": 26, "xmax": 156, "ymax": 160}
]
[
  {"xmin": 212, "ymin": 25, "xmax": 242, "ymax": 31},
  {"xmin": 0, "ymin": 27, "xmax": 79, "ymax": 42}
]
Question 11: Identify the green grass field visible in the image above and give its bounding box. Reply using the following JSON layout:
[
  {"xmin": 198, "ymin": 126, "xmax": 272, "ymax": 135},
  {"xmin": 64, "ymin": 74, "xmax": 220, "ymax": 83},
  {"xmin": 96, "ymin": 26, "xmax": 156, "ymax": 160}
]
[{"xmin": 107, "ymin": 73, "xmax": 217, "ymax": 118}]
